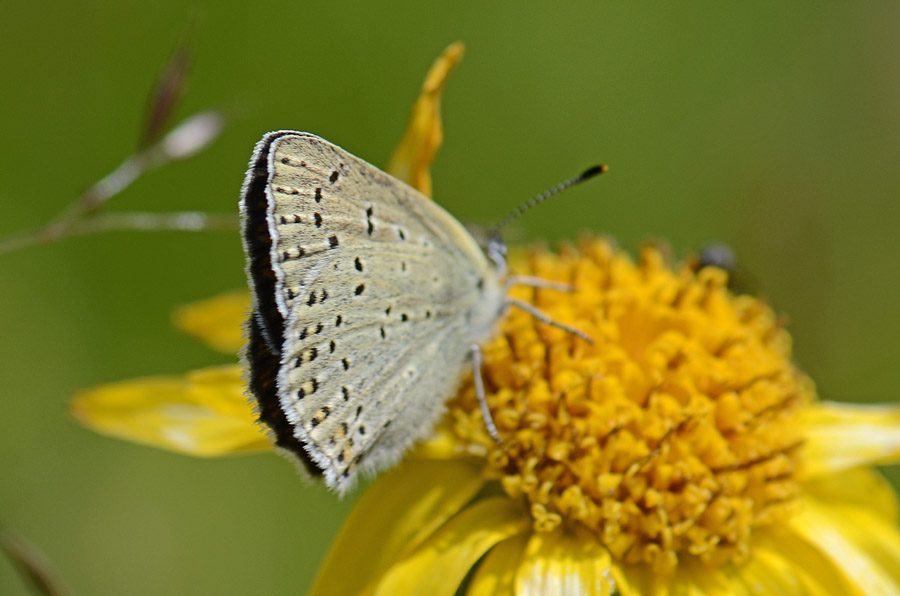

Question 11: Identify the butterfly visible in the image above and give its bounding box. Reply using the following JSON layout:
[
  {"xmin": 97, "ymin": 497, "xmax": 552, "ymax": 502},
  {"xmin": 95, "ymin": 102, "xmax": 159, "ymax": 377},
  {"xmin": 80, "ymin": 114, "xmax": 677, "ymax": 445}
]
[{"xmin": 240, "ymin": 131, "xmax": 602, "ymax": 493}]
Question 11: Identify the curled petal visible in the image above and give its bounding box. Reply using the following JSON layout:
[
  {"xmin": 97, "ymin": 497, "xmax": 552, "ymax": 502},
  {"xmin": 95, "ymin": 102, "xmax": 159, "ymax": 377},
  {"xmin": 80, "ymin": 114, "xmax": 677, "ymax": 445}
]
[
  {"xmin": 309, "ymin": 457, "xmax": 486, "ymax": 596},
  {"xmin": 70, "ymin": 365, "xmax": 269, "ymax": 456},
  {"xmin": 387, "ymin": 41, "xmax": 464, "ymax": 197},
  {"xmin": 172, "ymin": 290, "xmax": 250, "ymax": 354},
  {"xmin": 800, "ymin": 401, "xmax": 900, "ymax": 478},
  {"xmin": 372, "ymin": 497, "xmax": 530, "ymax": 596},
  {"xmin": 467, "ymin": 534, "xmax": 529, "ymax": 596},
  {"xmin": 514, "ymin": 527, "xmax": 618, "ymax": 596}
]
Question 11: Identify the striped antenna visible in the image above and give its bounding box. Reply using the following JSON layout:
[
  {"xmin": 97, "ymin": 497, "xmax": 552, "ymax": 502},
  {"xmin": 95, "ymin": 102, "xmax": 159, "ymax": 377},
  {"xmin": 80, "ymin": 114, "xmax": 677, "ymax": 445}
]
[{"xmin": 490, "ymin": 164, "xmax": 608, "ymax": 235}]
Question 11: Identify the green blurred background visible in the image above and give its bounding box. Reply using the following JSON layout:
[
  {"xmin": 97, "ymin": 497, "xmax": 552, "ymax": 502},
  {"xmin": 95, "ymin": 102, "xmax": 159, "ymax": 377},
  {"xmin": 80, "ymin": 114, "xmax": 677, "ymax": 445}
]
[{"xmin": 2, "ymin": 1, "xmax": 899, "ymax": 594}]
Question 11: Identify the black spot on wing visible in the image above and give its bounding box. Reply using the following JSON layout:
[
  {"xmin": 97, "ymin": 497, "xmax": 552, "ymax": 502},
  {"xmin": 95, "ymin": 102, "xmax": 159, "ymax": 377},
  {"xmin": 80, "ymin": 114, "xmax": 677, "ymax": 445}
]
[{"xmin": 366, "ymin": 206, "xmax": 374, "ymax": 236}]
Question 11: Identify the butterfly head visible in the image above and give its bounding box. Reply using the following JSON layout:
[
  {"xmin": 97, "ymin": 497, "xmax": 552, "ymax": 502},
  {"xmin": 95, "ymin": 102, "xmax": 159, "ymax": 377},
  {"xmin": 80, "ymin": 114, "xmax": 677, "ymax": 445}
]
[{"xmin": 486, "ymin": 233, "xmax": 508, "ymax": 278}]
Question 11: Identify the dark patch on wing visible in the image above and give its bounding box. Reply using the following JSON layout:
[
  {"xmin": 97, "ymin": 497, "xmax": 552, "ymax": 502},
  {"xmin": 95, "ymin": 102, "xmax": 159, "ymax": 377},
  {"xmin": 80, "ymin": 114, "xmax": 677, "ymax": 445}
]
[
  {"xmin": 242, "ymin": 132, "xmax": 294, "ymax": 355},
  {"xmin": 247, "ymin": 316, "xmax": 320, "ymax": 477}
]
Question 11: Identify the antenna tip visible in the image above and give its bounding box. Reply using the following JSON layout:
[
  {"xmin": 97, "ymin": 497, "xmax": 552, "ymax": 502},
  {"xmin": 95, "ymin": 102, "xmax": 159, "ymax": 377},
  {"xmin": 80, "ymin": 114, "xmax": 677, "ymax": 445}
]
[{"xmin": 581, "ymin": 164, "xmax": 609, "ymax": 179}]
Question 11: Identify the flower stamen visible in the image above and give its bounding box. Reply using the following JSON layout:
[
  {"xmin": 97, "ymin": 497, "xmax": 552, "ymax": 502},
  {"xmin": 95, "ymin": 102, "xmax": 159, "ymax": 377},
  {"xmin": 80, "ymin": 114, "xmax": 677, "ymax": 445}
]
[{"xmin": 451, "ymin": 237, "xmax": 814, "ymax": 573}]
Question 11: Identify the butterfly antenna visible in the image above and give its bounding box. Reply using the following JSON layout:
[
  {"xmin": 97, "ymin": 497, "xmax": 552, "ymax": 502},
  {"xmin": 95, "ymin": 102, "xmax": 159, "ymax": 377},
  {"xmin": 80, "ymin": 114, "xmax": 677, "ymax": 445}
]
[{"xmin": 489, "ymin": 164, "xmax": 608, "ymax": 237}]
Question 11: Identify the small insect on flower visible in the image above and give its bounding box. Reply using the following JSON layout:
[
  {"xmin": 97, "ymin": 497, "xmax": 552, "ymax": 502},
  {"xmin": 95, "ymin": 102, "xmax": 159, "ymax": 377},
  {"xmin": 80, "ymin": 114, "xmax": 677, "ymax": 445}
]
[{"xmin": 240, "ymin": 131, "xmax": 604, "ymax": 493}]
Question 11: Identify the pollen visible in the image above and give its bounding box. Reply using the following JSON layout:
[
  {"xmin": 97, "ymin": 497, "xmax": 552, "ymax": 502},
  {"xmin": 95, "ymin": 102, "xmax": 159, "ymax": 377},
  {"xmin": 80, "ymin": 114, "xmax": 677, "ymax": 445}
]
[{"xmin": 450, "ymin": 237, "xmax": 814, "ymax": 573}]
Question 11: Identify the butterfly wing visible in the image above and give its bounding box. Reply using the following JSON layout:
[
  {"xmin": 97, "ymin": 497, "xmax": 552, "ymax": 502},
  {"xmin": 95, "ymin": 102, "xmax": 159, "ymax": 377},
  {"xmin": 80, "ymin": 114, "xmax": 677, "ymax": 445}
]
[{"xmin": 240, "ymin": 131, "xmax": 503, "ymax": 492}]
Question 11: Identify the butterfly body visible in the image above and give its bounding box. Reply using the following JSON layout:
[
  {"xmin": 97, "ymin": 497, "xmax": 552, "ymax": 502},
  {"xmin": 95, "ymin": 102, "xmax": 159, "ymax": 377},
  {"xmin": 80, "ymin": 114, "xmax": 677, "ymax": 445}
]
[{"xmin": 240, "ymin": 131, "xmax": 504, "ymax": 492}]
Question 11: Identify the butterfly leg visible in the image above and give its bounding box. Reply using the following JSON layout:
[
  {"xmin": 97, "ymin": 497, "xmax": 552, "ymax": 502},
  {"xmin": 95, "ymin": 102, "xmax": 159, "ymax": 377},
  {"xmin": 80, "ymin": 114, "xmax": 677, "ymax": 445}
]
[
  {"xmin": 504, "ymin": 275, "xmax": 574, "ymax": 293},
  {"xmin": 505, "ymin": 298, "xmax": 594, "ymax": 344},
  {"xmin": 471, "ymin": 344, "xmax": 501, "ymax": 443}
]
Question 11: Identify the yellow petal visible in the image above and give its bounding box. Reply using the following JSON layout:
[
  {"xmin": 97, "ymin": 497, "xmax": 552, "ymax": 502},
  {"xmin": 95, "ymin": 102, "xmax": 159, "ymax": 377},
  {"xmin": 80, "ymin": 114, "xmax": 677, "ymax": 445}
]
[
  {"xmin": 467, "ymin": 534, "xmax": 529, "ymax": 596},
  {"xmin": 70, "ymin": 364, "xmax": 270, "ymax": 456},
  {"xmin": 731, "ymin": 548, "xmax": 807, "ymax": 595},
  {"xmin": 617, "ymin": 557, "xmax": 732, "ymax": 596},
  {"xmin": 514, "ymin": 527, "xmax": 617, "ymax": 596},
  {"xmin": 372, "ymin": 497, "xmax": 530, "ymax": 596},
  {"xmin": 800, "ymin": 401, "xmax": 900, "ymax": 478},
  {"xmin": 821, "ymin": 505, "xmax": 900, "ymax": 590},
  {"xmin": 386, "ymin": 41, "xmax": 464, "ymax": 197},
  {"xmin": 803, "ymin": 467, "xmax": 899, "ymax": 525},
  {"xmin": 789, "ymin": 499, "xmax": 900, "ymax": 596},
  {"xmin": 750, "ymin": 530, "xmax": 854, "ymax": 596},
  {"xmin": 309, "ymin": 457, "xmax": 486, "ymax": 596},
  {"xmin": 728, "ymin": 545, "xmax": 831, "ymax": 596},
  {"xmin": 171, "ymin": 290, "xmax": 250, "ymax": 354}
]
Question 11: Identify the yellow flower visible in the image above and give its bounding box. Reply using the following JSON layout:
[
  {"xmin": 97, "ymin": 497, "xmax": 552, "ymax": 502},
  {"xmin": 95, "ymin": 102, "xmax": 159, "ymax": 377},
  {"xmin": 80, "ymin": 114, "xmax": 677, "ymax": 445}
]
[
  {"xmin": 306, "ymin": 238, "xmax": 900, "ymax": 595},
  {"xmin": 70, "ymin": 42, "xmax": 900, "ymax": 595}
]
